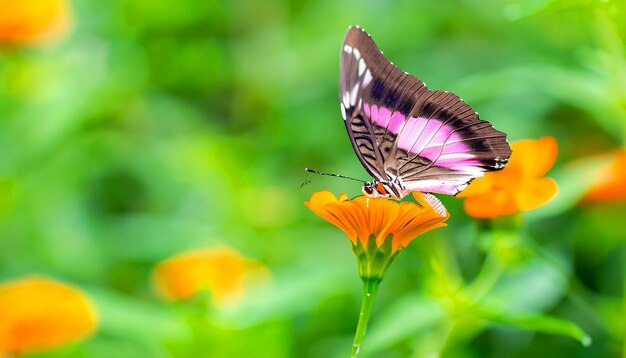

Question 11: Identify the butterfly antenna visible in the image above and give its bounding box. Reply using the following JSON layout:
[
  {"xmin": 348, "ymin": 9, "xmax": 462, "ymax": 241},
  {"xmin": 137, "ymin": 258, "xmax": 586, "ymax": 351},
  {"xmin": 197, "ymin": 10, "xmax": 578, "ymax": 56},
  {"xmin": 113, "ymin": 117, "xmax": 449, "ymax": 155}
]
[
  {"xmin": 300, "ymin": 170, "xmax": 312, "ymax": 189},
  {"xmin": 304, "ymin": 168, "xmax": 367, "ymax": 183}
]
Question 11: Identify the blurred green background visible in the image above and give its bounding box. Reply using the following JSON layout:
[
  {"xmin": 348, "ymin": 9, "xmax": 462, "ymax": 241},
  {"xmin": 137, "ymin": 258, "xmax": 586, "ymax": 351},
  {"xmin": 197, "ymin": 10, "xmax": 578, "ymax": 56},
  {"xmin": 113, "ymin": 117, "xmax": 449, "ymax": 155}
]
[{"xmin": 1, "ymin": 0, "xmax": 625, "ymax": 357}]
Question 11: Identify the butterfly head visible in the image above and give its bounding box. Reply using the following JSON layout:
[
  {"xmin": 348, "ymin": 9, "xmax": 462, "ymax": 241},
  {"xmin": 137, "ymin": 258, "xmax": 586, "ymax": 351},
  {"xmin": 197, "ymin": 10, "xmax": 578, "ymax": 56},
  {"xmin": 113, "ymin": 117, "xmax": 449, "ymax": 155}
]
[{"xmin": 363, "ymin": 181, "xmax": 396, "ymax": 198}]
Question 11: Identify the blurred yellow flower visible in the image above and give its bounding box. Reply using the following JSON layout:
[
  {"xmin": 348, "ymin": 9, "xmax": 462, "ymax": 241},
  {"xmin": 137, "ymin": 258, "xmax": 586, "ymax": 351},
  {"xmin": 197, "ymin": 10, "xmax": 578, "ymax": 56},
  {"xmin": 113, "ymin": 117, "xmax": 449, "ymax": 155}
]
[
  {"xmin": 305, "ymin": 190, "xmax": 449, "ymax": 279},
  {"xmin": 457, "ymin": 137, "xmax": 559, "ymax": 219},
  {"xmin": 581, "ymin": 149, "xmax": 626, "ymax": 204},
  {"xmin": 153, "ymin": 247, "xmax": 263, "ymax": 306},
  {"xmin": 0, "ymin": 0, "xmax": 72, "ymax": 45},
  {"xmin": 0, "ymin": 276, "xmax": 98, "ymax": 356}
]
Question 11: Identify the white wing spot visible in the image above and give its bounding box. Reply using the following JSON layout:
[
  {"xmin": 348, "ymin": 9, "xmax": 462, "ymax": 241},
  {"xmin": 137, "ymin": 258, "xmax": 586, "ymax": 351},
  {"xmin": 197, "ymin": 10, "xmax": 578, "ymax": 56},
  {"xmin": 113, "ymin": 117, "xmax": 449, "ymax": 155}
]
[
  {"xmin": 363, "ymin": 69, "xmax": 372, "ymax": 86},
  {"xmin": 342, "ymin": 91, "xmax": 350, "ymax": 108},
  {"xmin": 344, "ymin": 45, "xmax": 353, "ymax": 54},
  {"xmin": 340, "ymin": 103, "xmax": 347, "ymax": 120},
  {"xmin": 350, "ymin": 83, "xmax": 359, "ymax": 106},
  {"xmin": 358, "ymin": 58, "xmax": 366, "ymax": 75},
  {"xmin": 353, "ymin": 48, "xmax": 361, "ymax": 60}
]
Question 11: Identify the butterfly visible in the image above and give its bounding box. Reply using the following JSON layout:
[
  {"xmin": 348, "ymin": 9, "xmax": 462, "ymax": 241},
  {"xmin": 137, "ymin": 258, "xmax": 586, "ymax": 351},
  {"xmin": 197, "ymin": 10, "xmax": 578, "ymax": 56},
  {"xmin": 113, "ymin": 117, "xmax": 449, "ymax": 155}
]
[{"xmin": 340, "ymin": 26, "xmax": 512, "ymax": 202}]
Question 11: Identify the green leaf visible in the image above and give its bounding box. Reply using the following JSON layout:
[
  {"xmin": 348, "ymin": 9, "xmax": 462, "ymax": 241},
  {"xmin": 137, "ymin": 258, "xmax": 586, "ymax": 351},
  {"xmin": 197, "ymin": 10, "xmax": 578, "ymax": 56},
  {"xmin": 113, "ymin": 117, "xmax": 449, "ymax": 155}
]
[{"xmin": 486, "ymin": 313, "xmax": 592, "ymax": 347}]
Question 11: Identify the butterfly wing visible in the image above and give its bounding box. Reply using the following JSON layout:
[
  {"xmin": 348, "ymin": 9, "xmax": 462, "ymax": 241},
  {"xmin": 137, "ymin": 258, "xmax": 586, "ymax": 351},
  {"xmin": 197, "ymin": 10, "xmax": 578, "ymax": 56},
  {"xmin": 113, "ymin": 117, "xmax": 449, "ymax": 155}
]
[
  {"xmin": 339, "ymin": 39, "xmax": 387, "ymax": 182},
  {"xmin": 340, "ymin": 26, "xmax": 511, "ymax": 196}
]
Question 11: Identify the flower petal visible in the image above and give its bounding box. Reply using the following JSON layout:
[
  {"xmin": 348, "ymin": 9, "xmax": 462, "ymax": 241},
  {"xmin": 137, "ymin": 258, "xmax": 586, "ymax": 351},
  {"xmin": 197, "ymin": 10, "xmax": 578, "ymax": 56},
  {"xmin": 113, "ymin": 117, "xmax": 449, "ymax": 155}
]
[
  {"xmin": 582, "ymin": 149, "xmax": 626, "ymax": 204},
  {"xmin": 0, "ymin": 0, "xmax": 72, "ymax": 45},
  {"xmin": 508, "ymin": 137, "xmax": 557, "ymax": 177},
  {"xmin": 305, "ymin": 190, "xmax": 356, "ymax": 239},
  {"xmin": 305, "ymin": 190, "xmax": 342, "ymax": 210},
  {"xmin": 458, "ymin": 137, "xmax": 559, "ymax": 218},
  {"xmin": 388, "ymin": 200, "xmax": 448, "ymax": 250},
  {"xmin": 325, "ymin": 201, "xmax": 361, "ymax": 243},
  {"xmin": 372, "ymin": 197, "xmax": 402, "ymax": 246},
  {"xmin": 153, "ymin": 248, "xmax": 259, "ymax": 305},
  {"xmin": 305, "ymin": 191, "xmax": 449, "ymax": 253},
  {"xmin": 513, "ymin": 177, "xmax": 558, "ymax": 211},
  {"xmin": 0, "ymin": 276, "xmax": 97, "ymax": 355},
  {"xmin": 463, "ymin": 190, "xmax": 518, "ymax": 218},
  {"xmin": 456, "ymin": 174, "xmax": 495, "ymax": 198}
]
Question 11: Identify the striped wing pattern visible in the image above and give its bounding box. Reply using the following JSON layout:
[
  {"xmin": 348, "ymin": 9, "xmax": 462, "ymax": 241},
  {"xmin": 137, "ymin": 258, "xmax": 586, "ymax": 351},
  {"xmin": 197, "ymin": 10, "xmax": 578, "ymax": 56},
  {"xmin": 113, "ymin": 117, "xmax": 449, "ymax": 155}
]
[{"xmin": 339, "ymin": 26, "xmax": 511, "ymax": 196}]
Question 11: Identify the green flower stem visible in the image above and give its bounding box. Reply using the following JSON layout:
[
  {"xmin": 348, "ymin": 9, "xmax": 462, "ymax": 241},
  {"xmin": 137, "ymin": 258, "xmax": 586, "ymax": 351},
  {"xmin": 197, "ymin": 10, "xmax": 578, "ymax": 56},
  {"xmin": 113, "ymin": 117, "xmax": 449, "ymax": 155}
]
[{"xmin": 351, "ymin": 278, "xmax": 381, "ymax": 358}]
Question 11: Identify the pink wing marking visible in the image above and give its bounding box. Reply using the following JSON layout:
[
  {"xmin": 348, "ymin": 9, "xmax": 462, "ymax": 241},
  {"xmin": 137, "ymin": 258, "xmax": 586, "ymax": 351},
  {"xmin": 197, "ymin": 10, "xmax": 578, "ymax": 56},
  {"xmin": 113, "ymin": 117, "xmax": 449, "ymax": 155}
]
[
  {"xmin": 407, "ymin": 119, "xmax": 447, "ymax": 155},
  {"xmin": 363, "ymin": 103, "xmax": 485, "ymax": 172},
  {"xmin": 364, "ymin": 102, "xmax": 371, "ymax": 117},
  {"xmin": 397, "ymin": 117, "xmax": 427, "ymax": 150},
  {"xmin": 365, "ymin": 103, "xmax": 406, "ymax": 134},
  {"xmin": 388, "ymin": 112, "xmax": 405, "ymax": 133},
  {"xmin": 377, "ymin": 106, "xmax": 390, "ymax": 127},
  {"xmin": 398, "ymin": 118, "xmax": 486, "ymax": 171}
]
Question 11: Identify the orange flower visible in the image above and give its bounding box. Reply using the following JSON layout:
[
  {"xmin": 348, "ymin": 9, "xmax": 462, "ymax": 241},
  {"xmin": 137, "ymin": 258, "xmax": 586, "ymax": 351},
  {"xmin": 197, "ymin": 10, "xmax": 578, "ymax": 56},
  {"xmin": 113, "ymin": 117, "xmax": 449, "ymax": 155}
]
[
  {"xmin": 0, "ymin": 276, "xmax": 98, "ymax": 356},
  {"xmin": 457, "ymin": 137, "xmax": 559, "ymax": 219},
  {"xmin": 0, "ymin": 0, "xmax": 72, "ymax": 45},
  {"xmin": 153, "ymin": 247, "xmax": 263, "ymax": 306},
  {"xmin": 305, "ymin": 190, "xmax": 449, "ymax": 356},
  {"xmin": 581, "ymin": 149, "xmax": 626, "ymax": 203},
  {"xmin": 306, "ymin": 190, "xmax": 449, "ymax": 252},
  {"xmin": 305, "ymin": 190, "xmax": 449, "ymax": 279}
]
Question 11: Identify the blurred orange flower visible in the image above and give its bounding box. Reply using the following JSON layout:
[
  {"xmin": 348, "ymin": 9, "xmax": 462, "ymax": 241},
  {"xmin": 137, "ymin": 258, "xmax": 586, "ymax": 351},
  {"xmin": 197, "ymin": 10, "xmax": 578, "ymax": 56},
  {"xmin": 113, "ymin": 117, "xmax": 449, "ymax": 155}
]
[
  {"xmin": 306, "ymin": 190, "xmax": 449, "ymax": 254},
  {"xmin": 0, "ymin": 276, "xmax": 98, "ymax": 356},
  {"xmin": 457, "ymin": 137, "xmax": 558, "ymax": 219},
  {"xmin": 581, "ymin": 149, "xmax": 626, "ymax": 204},
  {"xmin": 0, "ymin": 0, "xmax": 72, "ymax": 45},
  {"xmin": 153, "ymin": 247, "xmax": 263, "ymax": 306}
]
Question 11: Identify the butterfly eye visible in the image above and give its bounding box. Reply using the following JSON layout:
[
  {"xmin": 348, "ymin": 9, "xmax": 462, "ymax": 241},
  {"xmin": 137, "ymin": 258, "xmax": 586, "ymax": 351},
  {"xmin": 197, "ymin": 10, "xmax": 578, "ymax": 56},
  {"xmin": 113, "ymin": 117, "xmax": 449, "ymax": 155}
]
[{"xmin": 363, "ymin": 185, "xmax": 374, "ymax": 195}]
